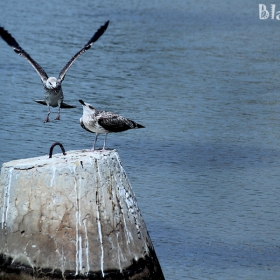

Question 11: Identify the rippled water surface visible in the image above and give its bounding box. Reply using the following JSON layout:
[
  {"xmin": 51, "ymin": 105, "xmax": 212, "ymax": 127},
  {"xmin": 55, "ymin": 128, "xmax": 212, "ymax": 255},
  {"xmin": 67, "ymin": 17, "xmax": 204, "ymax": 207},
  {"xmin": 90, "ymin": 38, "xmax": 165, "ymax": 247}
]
[{"xmin": 1, "ymin": 1, "xmax": 280, "ymax": 279}]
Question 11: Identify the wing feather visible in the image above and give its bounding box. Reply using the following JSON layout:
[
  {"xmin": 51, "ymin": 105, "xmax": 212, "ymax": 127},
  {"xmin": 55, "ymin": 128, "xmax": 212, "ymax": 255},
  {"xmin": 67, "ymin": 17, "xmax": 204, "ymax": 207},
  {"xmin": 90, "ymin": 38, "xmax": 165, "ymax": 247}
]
[
  {"xmin": 57, "ymin": 20, "xmax": 109, "ymax": 83},
  {"xmin": 0, "ymin": 27, "xmax": 48, "ymax": 83},
  {"xmin": 98, "ymin": 115, "xmax": 141, "ymax": 132}
]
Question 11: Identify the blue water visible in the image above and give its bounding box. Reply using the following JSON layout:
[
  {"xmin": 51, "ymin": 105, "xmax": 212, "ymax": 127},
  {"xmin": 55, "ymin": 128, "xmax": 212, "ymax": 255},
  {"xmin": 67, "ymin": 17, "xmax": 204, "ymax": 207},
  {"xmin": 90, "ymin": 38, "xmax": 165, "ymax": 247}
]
[{"xmin": 1, "ymin": 1, "xmax": 280, "ymax": 279}]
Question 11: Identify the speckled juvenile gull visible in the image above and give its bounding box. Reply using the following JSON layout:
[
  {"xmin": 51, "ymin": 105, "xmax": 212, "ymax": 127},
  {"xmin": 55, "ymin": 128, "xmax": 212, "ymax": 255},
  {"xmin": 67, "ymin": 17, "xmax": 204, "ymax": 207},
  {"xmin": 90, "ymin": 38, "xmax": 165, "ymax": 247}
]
[
  {"xmin": 79, "ymin": 100, "xmax": 145, "ymax": 151},
  {"xmin": 0, "ymin": 21, "xmax": 109, "ymax": 122}
]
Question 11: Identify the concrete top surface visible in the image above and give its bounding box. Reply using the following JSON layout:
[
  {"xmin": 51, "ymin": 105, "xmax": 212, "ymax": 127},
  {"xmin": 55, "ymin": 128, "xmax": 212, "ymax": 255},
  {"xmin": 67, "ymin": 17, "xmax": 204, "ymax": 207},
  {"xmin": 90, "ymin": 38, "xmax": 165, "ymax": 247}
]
[{"xmin": 2, "ymin": 149, "xmax": 117, "ymax": 169}]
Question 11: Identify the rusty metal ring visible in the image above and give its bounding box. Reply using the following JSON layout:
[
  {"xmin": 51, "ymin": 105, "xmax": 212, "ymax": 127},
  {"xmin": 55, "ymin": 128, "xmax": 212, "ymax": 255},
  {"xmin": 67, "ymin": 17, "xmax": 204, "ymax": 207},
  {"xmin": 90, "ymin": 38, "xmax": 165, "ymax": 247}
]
[{"xmin": 49, "ymin": 142, "xmax": 67, "ymax": 158}]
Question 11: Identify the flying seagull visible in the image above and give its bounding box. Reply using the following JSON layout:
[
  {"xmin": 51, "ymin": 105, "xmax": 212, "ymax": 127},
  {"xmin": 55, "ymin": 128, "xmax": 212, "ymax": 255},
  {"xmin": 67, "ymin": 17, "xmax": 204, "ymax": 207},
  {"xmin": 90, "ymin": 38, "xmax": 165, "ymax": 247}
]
[
  {"xmin": 79, "ymin": 100, "xmax": 145, "ymax": 151},
  {"xmin": 0, "ymin": 21, "xmax": 109, "ymax": 122}
]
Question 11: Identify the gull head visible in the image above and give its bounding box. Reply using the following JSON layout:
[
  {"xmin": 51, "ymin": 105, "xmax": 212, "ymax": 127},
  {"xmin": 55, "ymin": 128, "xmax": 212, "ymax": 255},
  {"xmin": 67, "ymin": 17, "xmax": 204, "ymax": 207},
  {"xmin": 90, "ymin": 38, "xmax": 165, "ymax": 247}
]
[
  {"xmin": 46, "ymin": 77, "xmax": 58, "ymax": 89},
  {"xmin": 79, "ymin": 99, "xmax": 96, "ymax": 114}
]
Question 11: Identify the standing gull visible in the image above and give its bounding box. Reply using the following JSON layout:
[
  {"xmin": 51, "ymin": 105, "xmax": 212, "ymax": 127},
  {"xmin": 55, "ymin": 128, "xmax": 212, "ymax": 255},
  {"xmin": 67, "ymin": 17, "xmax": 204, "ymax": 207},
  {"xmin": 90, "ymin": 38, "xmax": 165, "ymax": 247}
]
[
  {"xmin": 0, "ymin": 21, "xmax": 109, "ymax": 122},
  {"xmin": 79, "ymin": 100, "xmax": 145, "ymax": 151}
]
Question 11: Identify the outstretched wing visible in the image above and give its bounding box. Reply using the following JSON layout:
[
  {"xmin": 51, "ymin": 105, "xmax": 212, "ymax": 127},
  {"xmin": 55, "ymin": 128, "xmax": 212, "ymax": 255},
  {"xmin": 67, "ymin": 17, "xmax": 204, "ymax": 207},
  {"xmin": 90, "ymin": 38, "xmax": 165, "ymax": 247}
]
[
  {"xmin": 57, "ymin": 20, "xmax": 109, "ymax": 84},
  {"xmin": 0, "ymin": 27, "xmax": 48, "ymax": 83},
  {"xmin": 98, "ymin": 114, "xmax": 142, "ymax": 132}
]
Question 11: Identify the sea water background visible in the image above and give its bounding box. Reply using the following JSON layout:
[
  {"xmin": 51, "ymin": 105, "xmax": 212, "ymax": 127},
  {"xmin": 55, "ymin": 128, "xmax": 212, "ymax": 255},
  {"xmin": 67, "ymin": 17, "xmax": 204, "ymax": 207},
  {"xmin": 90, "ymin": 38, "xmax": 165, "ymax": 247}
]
[{"xmin": 0, "ymin": 1, "xmax": 280, "ymax": 279}]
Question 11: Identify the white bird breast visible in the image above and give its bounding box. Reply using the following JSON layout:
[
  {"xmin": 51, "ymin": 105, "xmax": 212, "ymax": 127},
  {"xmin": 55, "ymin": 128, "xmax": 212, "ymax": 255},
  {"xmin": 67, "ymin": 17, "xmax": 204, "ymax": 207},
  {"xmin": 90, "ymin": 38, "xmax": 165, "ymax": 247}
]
[{"xmin": 83, "ymin": 115, "xmax": 109, "ymax": 134}]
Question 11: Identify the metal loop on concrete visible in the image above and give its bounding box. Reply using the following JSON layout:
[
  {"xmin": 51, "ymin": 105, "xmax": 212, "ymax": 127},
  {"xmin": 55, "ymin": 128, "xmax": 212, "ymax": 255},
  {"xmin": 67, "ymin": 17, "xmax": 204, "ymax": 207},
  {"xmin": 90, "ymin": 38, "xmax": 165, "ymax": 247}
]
[{"xmin": 49, "ymin": 142, "xmax": 67, "ymax": 158}]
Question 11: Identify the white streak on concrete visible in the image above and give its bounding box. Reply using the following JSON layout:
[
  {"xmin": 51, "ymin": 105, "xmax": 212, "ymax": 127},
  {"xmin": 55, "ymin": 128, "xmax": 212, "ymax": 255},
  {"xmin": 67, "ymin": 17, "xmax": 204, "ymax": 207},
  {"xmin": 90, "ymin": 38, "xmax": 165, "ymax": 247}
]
[
  {"xmin": 113, "ymin": 172, "xmax": 133, "ymax": 253},
  {"xmin": 78, "ymin": 175, "xmax": 82, "ymax": 226},
  {"xmin": 78, "ymin": 235, "xmax": 83, "ymax": 272},
  {"xmin": 96, "ymin": 201, "xmax": 104, "ymax": 277},
  {"xmin": 122, "ymin": 214, "xmax": 131, "ymax": 244},
  {"xmin": 74, "ymin": 167, "xmax": 84, "ymax": 275},
  {"xmin": 61, "ymin": 246, "xmax": 66, "ymax": 278},
  {"xmin": 1, "ymin": 168, "xmax": 13, "ymax": 229},
  {"xmin": 51, "ymin": 166, "xmax": 57, "ymax": 204},
  {"xmin": 95, "ymin": 161, "xmax": 105, "ymax": 278},
  {"xmin": 116, "ymin": 232, "xmax": 122, "ymax": 272},
  {"xmin": 114, "ymin": 153, "xmax": 142, "ymax": 239},
  {"xmin": 50, "ymin": 165, "xmax": 56, "ymax": 187},
  {"xmin": 74, "ymin": 174, "xmax": 79, "ymax": 276},
  {"xmin": 83, "ymin": 219, "xmax": 90, "ymax": 273}
]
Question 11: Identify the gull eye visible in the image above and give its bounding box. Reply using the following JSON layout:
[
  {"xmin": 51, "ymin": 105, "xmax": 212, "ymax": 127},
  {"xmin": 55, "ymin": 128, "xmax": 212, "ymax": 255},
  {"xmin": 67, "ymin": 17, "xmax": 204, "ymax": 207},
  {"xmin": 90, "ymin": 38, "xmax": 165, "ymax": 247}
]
[{"xmin": 89, "ymin": 105, "xmax": 94, "ymax": 110}]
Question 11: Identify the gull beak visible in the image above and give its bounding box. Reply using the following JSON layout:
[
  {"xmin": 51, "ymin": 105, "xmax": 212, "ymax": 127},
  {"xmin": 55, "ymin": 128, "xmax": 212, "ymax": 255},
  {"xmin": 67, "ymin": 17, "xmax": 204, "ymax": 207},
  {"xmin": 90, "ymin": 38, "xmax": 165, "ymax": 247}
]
[{"xmin": 79, "ymin": 100, "xmax": 85, "ymax": 106}]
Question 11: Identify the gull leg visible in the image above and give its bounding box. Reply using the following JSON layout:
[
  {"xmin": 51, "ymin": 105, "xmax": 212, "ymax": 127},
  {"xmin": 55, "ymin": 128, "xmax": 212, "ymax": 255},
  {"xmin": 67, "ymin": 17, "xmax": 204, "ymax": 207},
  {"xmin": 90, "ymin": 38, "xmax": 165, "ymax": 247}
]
[
  {"xmin": 54, "ymin": 104, "xmax": 61, "ymax": 120},
  {"xmin": 44, "ymin": 105, "xmax": 51, "ymax": 123},
  {"xmin": 90, "ymin": 134, "xmax": 98, "ymax": 151},
  {"xmin": 101, "ymin": 134, "xmax": 108, "ymax": 152}
]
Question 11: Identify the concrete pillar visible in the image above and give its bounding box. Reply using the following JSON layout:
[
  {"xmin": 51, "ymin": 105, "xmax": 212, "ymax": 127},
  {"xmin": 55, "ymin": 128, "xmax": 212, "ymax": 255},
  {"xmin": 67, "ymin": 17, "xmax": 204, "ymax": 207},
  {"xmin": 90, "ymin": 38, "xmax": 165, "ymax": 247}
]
[{"xmin": 0, "ymin": 150, "xmax": 164, "ymax": 279}]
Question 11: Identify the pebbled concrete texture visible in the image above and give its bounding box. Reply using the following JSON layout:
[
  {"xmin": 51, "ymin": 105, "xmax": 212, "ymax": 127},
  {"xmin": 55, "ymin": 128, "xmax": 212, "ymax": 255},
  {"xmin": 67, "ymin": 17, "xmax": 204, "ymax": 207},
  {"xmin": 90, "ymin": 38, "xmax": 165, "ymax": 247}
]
[{"xmin": 0, "ymin": 150, "xmax": 164, "ymax": 279}]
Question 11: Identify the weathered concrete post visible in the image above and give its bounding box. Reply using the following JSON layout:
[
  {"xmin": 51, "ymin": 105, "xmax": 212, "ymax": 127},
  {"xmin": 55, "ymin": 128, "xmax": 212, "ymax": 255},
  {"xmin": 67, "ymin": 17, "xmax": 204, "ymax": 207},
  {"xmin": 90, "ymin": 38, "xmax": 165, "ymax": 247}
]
[{"xmin": 0, "ymin": 150, "xmax": 164, "ymax": 279}]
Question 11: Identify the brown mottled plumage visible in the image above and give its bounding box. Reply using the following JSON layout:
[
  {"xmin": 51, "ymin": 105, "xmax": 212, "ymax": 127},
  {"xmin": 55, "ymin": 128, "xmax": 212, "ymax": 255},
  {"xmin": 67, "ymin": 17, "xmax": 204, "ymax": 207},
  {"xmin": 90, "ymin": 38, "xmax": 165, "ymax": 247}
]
[{"xmin": 79, "ymin": 100, "xmax": 145, "ymax": 151}]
